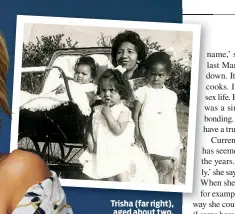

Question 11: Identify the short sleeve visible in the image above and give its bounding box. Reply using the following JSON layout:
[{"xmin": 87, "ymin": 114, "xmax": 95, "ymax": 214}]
[
  {"xmin": 134, "ymin": 87, "xmax": 146, "ymax": 104},
  {"xmin": 118, "ymin": 105, "xmax": 133, "ymax": 123},
  {"xmin": 93, "ymin": 84, "xmax": 98, "ymax": 94}
]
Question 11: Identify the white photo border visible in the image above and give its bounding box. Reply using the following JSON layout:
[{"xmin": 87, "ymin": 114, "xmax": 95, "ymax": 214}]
[{"xmin": 10, "ymin": 15, "xmax": 201, "ymax": 193}]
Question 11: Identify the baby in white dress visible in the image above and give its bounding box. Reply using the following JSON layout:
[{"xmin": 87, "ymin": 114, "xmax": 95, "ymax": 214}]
[
  {"xmin": 20, "ymin": 56, "xmax": 98, "ymax": 116},
  {"xmin": 133, "ymin": 51, "xmax": 181, "ymax": 184},
  {"xmin": 79, "ymin": 68, "xmax": 159, "ymax": 183}
]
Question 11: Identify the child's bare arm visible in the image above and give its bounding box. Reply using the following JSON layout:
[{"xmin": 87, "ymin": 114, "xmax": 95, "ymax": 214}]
[
  {"xmin": 87, "ymin": 132, "xmax": 96, "ymax": 153},
  {"xmin": 133, "ymin": 100, "xmax": 149, "ymax": 153},
  {"xmin": 102, "ymin": 106, "xmax": 129, "ymax": 136},
  {"xmin": 133, "ymin": 100, "xmax": 142, "ymax": 140}
]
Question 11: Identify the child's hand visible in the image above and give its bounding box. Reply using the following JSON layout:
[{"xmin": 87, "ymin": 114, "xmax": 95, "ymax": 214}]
[
  {"xmin": 135, "ymin": 134, "xmax": 149, "ymax": 154},
  {"xmin": 101, "ymin": 103, "xmax": 111, "ymax": 117},
  {"xmin": 135, "ymin": 140, "xmax": 145, "ymax": 151},
  {"xmin": 87, "ymin": 144, "xmax": 93, "ymax": 153},
  {"xmin": 93, "ymin": 143, "xmax": 97, "ymax": 153},
  {"xmin": 88, "ymin": 143, "xmax": 97, "ymax": 153}
]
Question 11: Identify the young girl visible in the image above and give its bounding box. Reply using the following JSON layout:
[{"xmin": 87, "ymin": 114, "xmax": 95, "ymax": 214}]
[
  {"xmin": 79, "ymin": 68, "xmax": 134, "ymax": 181},
  {"xmin": 79, "ymin": 68, "xmax": 159, "ymax": 183},
  {"xmin": 133, "ymin": 51, "xmax": 181, "ymax": 184},
  {"xmin": 21, "ymin": 56, "xmax": 97, "ymax": 116}
]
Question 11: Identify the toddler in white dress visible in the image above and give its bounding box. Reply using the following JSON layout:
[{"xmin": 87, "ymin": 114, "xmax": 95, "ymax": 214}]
[
  {"xmin": 133, "ymin": 51, "xmax": 181, "ymax": 184},
  {"xmin": 79, "ymin": 68, "xmax": 159, "ymax": 183}
]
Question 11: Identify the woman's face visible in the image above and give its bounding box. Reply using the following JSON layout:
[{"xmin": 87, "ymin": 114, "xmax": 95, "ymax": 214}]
[{"xmin": 116, "ymin": 42, "xmax": 138, "ymax": 72}]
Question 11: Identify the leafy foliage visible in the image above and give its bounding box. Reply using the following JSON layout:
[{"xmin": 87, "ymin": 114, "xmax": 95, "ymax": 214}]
[
  {"xmin": 142, "ymin": 37, "xmax": 165, "ymax": 56},
  {"xmin": 97, "ymin": 33, "xmax": 112, "ymax": 47},
  {"xmin": 166, "ymin": 57, "xmax": 191, "ymax": 106},
  {"xmin": 22, "ymin": 34, "xmax": 79, "ymax": 93},
  {"xmin": 22, "ymin": 34, "xmax": 79, "ymax": 67}
]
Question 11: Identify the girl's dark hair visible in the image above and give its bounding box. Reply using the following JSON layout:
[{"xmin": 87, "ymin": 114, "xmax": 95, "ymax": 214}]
[
  {"xmin": 145, "ymin": 51, "xmax": 172, "ymax": 74},
  {"xmin": 111, "ymin": 30, "xmax": 147, "ymax": 67},
  {"xmin": 97, "ymin": 69, "xmax": 132, "ymax": 100},
  {"xmin": 74, "ymin": 55, "xmax": 97, "ymax": 79}
]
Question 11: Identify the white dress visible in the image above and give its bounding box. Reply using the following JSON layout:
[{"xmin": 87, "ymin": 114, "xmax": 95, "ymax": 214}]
[
  {"xmin": 128, "ymin": 145, "xmax": 159, "ymax": 183},
  {"xmin": 79, "ymin": 102, "xmax": 159, "ymax": 183},
  {"xmin": 80, "ymin": 103, "xmax": 135, "ymax": 179},
  {"xmin": 135, "ymin": 85, "xmax": 181, "ymax": 158}
]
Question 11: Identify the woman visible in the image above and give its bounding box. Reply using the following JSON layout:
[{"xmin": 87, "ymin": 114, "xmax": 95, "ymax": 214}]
[
  {"xmin": 111, "ymin": 30, "xmax": 147, "ymax": 90},
  {"xmin": 0, "ymin": 34, "xmax": 73, "ymax": 213},
  {"xmin": 111, "ymin": 30, "xmax": 147, "ymax": 111}
]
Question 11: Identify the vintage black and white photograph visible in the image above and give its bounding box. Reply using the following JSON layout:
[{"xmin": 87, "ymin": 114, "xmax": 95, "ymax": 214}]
[{"xmin": 11, "ymin": 15, "xmax": 200, "ymax": 193}]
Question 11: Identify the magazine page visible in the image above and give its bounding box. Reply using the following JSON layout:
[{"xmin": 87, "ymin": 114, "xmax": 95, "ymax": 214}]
[{"xmin": 0, "ymin": 1, "xmax": 190, "ymax": 214}]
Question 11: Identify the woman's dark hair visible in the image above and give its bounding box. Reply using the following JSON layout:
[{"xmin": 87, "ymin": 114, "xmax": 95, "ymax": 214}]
[
  {"xmin": 111, "ymin": 30, "xmax": 147, "ymax": 67},
  {"xmin": 145, "ymin": 51, "xmax": 172, "ymax": 75},
  {"xmin": 97, "ymin": 69, "xmax": 132, "ymax": 100},
  {"xmin": 74, "ymin": 55, "xmax": 97, "ymax": 79}
]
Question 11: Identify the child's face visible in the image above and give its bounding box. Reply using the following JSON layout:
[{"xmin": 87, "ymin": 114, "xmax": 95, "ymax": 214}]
[
  {"xmin": 74, "ymin": 64, "xmax": 92, "ymax": 84},
  {"xmin": 100, "ymin": 80, "xmax": 121, "ymax": 107},
  {"xmin": 147, "ymin": 63, "xmax": 169, "ymax": 89},
  {"xmin": 116, "ymin": 42, "xmax": 138, "ymax": 72}
]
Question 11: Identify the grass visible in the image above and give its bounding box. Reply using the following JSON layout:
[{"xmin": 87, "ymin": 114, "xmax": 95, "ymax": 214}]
[{"xmin": 176, "ymin": 103, "xmax": 189, "ymax": 184}]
